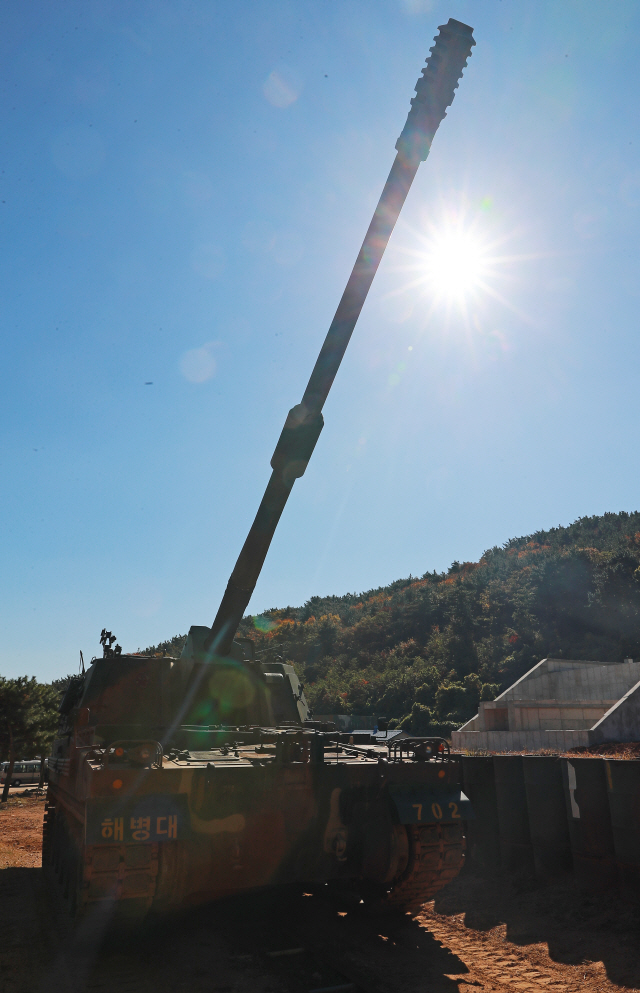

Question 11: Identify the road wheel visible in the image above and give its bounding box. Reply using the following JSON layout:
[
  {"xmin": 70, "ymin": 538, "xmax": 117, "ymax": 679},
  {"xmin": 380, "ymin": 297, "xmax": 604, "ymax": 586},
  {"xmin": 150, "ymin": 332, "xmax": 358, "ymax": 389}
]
[
  {"xmin": 12, "ymin": 780, "xmax": 21, "ymax": 787},
  {"xmin": 381, "ymin": 822, "xmax": 465, "ymax": 914}
]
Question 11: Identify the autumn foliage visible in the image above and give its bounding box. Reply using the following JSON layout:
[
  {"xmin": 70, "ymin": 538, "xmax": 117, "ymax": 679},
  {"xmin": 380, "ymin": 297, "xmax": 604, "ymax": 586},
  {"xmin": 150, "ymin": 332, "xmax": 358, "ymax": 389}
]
[{"xmin": 154, "ymin": 512, "xmax": 640, "ymax": 735}]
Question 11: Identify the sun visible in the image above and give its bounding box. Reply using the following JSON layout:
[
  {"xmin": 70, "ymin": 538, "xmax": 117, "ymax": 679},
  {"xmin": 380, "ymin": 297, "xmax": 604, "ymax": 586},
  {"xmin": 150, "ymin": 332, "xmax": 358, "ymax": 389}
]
[
  {"xmin": 421, "ymin": 225, "xmax": 489, "ymax": 303},
  {"xmin": 386, "ymin": 202, "xmax": 537, "ymax": 330}
]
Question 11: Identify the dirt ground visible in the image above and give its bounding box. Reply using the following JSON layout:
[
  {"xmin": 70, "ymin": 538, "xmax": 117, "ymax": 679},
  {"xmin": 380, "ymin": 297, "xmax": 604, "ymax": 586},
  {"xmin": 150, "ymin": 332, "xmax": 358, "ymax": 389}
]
[
  {"xmin": 427, "ymin": 872, "xmax": 640, "ymax": 993},
  {"xmin": 0, "ymin": 791, "xmax": 46, "ymax": 868},
  {"xmin": 1, "ymin": 798, "xmax": 639, "ymax": 993}
]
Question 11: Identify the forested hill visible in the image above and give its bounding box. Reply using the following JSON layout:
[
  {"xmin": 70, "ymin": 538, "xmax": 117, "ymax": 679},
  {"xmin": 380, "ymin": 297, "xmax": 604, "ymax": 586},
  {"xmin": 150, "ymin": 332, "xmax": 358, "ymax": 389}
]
[{"xmin": 149, "ymin": 512, "xmax": 640, "ymax": 736}]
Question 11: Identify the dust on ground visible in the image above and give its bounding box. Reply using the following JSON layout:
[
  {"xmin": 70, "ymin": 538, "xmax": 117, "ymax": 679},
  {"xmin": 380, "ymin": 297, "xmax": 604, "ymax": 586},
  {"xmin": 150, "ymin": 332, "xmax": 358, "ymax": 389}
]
[{"xmin": 0, "ymin": 797, "xmax": 639, "ymax": 993}]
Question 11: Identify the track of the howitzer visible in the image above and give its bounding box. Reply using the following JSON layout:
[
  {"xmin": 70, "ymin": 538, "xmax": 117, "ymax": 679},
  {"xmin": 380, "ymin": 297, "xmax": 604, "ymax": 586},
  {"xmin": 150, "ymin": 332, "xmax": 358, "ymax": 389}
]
[{"xmin": 3, "ymin": 797, "xmax": 640, "ymax": 993}]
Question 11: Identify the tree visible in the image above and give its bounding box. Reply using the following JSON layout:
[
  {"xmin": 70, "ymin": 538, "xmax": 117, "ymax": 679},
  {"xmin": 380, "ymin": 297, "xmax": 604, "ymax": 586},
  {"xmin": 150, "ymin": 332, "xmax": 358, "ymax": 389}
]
[
  {"xmin": 30, "ymin": 682, "xmax": 61, "ymax": 788},
  {"xmin": 0, "ymin": 677, "xmax": 60, "ymax": 801},
  {"xmin": 50, "ymin": 674, "xmax": 78, "ymax": 695}
]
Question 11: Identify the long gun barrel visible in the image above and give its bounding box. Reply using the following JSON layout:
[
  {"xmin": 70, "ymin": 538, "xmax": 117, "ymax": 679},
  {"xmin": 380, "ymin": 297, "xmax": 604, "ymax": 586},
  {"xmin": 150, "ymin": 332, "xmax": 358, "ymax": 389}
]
[{"xmin": 206, "ymin": 18, "xmax": 475, "ymax": 656}]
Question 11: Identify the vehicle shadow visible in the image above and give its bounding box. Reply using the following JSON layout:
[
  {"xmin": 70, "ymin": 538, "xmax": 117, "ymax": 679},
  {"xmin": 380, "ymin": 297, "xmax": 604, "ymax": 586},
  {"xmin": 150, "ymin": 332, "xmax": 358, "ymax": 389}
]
[
  {"xmin": 155, "ymin": 887, "xmax": 478, "ymax": 993},
  {"xmin": 2, "ymin": 869, "xmax": 481, "ymax": 993},
  {"xmin": 433, "ymin": 865, "xmax": 640, "ymax": 988},
  {"xmin": 0, "ymin": 867, "xmax": 48, "ymax": 991}
]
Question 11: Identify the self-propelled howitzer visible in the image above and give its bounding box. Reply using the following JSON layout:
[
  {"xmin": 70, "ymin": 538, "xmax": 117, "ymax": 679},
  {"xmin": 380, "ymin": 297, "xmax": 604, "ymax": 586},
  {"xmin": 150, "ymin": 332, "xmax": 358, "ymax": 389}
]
[{"xmin": 45, "ymin": 20, "xmax": 476, "ymax": 920}]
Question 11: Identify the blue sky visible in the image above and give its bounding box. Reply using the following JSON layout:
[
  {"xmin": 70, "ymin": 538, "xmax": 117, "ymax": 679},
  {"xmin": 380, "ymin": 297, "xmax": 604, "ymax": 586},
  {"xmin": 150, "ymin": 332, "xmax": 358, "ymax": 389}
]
[{"xmin": 2, "ymin": 1, "xmax": 640, "ymax": 681}]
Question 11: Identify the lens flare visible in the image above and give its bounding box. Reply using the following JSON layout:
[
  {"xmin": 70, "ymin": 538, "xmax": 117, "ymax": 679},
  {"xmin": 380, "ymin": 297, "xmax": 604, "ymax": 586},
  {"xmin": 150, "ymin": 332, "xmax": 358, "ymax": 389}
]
[
  {"xmin": 208, "ymin": 668, "xmax": 255, "ymax": 714},
  {"xmin": 263, "ymin": 67, "xmax": 301, "ymax": 108},
  {"xmin": 253, "ymin": 615, "xmax": 276, "ymax": 633}
]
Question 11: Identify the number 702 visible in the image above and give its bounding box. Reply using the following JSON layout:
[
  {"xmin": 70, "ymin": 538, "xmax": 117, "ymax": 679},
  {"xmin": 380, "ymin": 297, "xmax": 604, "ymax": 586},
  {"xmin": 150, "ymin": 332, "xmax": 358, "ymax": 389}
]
[{"xmin": 412, "ymin": 801, "xmax": 460, "ymax": 821}]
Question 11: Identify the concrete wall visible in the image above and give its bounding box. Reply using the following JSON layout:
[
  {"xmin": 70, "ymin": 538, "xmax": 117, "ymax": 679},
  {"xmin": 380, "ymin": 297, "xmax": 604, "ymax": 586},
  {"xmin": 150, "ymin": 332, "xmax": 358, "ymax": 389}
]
[
  {"xmin": 454, "ymin": 657, "xmax": 640, "ymax": 752},
  {"xmin": 476, "ymin": 698, "xmax": 615, "ymax": 732},
  {"xmin": 589, "ymin": 679, "xmax": 640, "ymax": 744},
  {"xmin": 450, "ymin": 728, "xmax": 590, "ymax": 751},
  {"xmin": 494, "ymin": 659, "xmax": 640, "ymax": 704}
]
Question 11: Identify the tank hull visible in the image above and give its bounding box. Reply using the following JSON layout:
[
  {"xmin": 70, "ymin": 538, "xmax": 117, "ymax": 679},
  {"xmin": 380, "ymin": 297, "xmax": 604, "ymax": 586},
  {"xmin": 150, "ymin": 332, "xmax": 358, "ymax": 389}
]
[{"xmin": 45, "ymin": 726, "xmax": 468, "ymax": 918}]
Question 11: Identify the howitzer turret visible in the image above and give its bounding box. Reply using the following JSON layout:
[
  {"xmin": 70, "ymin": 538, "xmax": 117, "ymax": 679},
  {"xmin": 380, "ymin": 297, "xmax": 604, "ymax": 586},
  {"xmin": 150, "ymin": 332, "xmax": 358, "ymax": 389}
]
[{"xmin": 44, "ymin": 20, "xmax": 476, "ymax": 922}]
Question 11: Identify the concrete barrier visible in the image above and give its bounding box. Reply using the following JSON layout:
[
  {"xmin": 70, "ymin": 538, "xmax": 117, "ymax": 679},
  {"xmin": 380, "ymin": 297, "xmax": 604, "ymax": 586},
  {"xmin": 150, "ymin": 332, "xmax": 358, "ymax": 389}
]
[
  {"xmin": 459, "ymin": 752, "xmax": 640, "ymax": 894},
  {"xmin": 493, "ymin": 756, "xmax": 535, "ymax": 875},
  {"xmin": 461, "ymin": 756, "xmax": 501, "ymax": 870},
  {"xmin": 561, "ymin": 757, "xmax": 617, "ymax": 891},
  {"xmin": 605, "ymin": 758, "xmax": 640, "ymax": 893},
  {"xmin": 522, "ymin": 756, "xmax": 572, "ymax": 880}
]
